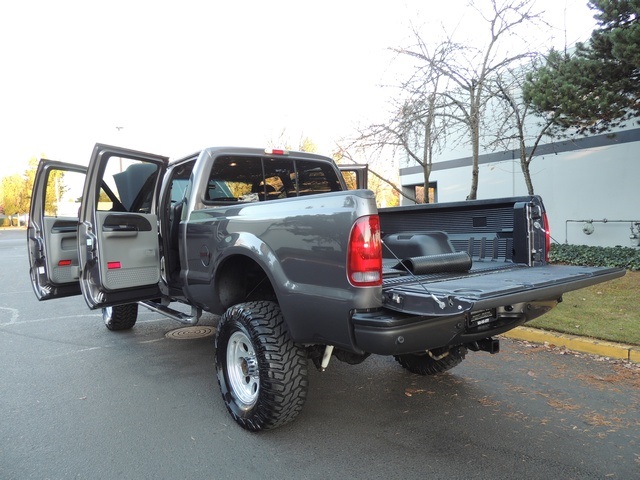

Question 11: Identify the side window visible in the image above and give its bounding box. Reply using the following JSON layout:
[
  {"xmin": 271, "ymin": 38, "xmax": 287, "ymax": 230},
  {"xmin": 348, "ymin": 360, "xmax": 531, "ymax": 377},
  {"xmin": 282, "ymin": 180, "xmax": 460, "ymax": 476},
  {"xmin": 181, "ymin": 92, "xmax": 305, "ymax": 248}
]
[
  {"xmin": 97, "ymin": 156, "xmax": 160, "ymax": 213},
  {"xmin": 169, "ymin": 160, "xmax": 195, "ymax": 203},
  {"xmin": 44, "ymin": 169, "xmax": 85, "ymax": 217},
  {"xmin": 341, "ymin": 170, "xmax": 359, "ymax": 190}
]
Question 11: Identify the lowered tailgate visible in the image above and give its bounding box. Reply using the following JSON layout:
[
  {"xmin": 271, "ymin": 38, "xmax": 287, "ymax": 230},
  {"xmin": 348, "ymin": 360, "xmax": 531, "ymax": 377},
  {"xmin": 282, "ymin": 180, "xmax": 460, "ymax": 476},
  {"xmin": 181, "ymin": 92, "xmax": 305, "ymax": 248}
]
[
  {"xmin": 351, "ymin": 264, "xmax": 625, "ymax": 355},
  {"xmin": 382, "ymin": 264, "xmax": 625, "ymax": 315}
]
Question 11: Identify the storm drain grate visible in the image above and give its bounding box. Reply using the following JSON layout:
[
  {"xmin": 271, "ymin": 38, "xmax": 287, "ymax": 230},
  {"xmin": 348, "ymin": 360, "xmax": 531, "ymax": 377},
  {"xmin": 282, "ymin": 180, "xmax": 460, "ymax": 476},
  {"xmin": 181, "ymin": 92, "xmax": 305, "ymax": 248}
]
[{"xmin": 165, "ymin": 326, "xmax": 216, "ymax": 340}]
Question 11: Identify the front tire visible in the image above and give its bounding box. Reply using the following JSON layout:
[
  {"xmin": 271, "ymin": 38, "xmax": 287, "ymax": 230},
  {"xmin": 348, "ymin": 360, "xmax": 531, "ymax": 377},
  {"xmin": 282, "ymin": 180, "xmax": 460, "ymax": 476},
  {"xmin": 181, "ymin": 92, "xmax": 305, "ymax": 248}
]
[
  {"xmin": 394, "ymin": 346, "xmax": 467, "ymax": 375},
  {"xmin": 215, "ymin": 301, "xmax": 308, "ymax": 431},
  {"xmin": 103, "ymin": 303, "xmax": 138, "ymax": 331}
]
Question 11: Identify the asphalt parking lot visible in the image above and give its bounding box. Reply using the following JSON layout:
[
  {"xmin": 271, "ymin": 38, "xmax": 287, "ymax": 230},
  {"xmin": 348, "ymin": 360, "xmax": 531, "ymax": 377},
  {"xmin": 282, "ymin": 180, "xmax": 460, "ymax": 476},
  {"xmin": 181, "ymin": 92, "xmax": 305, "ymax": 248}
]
[{"xmin": 1, "ymin": 228, "xmax": 639, "ymax": 479}]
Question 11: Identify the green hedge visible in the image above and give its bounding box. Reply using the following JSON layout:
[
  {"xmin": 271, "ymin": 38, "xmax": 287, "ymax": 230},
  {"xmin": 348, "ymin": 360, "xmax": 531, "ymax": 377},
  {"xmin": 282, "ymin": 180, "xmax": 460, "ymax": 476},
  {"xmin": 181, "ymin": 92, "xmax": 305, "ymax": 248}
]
[{"xmin": 549, "ymin": 243, "xmax": 640, "ymax": 271}]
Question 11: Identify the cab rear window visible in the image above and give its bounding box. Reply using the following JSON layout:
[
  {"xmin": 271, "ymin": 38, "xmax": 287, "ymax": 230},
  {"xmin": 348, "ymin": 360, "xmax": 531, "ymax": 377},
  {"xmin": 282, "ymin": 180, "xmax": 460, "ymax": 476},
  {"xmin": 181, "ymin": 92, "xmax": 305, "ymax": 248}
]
[{"xmin": 204, "ymin": 155, "xmax": 342, "ymax": 203}]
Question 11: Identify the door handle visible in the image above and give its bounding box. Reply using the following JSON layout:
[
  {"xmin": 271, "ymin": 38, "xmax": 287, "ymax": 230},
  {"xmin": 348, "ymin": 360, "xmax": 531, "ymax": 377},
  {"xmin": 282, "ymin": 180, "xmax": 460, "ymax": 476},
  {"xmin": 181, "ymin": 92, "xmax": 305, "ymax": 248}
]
[
  {"xmin": 103, "ymin": 225, "xmax": 139, "ymax": 237},
  {"xmin": 103, "ymin": 224, "xmax": 137, "ymax": 232}
]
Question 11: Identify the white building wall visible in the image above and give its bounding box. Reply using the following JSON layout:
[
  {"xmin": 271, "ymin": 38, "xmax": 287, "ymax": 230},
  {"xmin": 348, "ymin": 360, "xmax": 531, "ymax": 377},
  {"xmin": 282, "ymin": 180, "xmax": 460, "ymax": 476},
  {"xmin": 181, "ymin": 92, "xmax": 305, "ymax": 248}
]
[{"xmin": 400, "ymin": 131, "xmax": 640, "ymax": 248}]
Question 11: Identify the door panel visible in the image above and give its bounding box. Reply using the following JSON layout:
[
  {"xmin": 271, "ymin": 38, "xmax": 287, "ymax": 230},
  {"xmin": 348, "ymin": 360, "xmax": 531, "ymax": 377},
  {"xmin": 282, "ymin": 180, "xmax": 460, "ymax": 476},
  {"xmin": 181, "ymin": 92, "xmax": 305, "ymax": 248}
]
[
  {"xmin": 96, "ymin": 211, "xmax": 160, "ymax": 290},
  {"xmin": 42, "ymin": 217, "xmax": 81, "ymax": 284},
  {"xmin": 78, "ymin": 144, "xmax": 168, "ymax": 309},
  {"xmin": 28, "ymin": 161, "xmax": 87, "ymax": 300}
]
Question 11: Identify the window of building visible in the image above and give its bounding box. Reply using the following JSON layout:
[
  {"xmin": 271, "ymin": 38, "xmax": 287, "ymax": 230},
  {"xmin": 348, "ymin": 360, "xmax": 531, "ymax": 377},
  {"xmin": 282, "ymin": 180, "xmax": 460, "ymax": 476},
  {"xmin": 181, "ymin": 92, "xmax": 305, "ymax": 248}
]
[{"xmin": 414, "ymin": 182, "xmax": 438, "ymax": 203}]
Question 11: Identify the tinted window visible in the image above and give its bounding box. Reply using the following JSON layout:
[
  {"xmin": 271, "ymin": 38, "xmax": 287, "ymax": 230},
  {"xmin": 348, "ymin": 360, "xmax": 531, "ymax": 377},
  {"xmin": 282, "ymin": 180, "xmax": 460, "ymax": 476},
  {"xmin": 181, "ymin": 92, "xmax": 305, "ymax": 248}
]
[
  {"xmin": 204, "ymin": 155, "xmax": 341, "ymax": 203},
  {"xmin": 296, "ymin": 160, "xmax": 342, "ymax": 195}
]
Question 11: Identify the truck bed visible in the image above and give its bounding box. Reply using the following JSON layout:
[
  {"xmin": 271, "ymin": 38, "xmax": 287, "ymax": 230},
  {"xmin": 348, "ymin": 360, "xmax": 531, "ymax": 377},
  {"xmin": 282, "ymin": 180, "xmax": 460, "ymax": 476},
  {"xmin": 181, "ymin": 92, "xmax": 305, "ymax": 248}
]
[{"xmin": 376, "ymin": 196, "xmax": 624, "ymax": 317}]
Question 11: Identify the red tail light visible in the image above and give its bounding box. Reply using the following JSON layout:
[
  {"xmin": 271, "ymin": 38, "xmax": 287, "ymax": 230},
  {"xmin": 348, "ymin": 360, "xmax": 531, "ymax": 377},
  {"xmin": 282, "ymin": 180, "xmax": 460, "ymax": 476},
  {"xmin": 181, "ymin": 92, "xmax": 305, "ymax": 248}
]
[
  {"xmin": 347, "ymin": 215, "xmax": 382, "ymax": 287},
  {"xmin": 543, "ymin": 213, "xmax": 551, "ymax": 263}
]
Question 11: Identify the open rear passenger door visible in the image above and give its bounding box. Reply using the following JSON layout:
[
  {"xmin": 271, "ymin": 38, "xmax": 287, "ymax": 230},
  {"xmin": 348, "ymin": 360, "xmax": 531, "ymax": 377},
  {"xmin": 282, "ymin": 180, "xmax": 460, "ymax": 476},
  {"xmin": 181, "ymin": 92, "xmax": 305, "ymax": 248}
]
[
  {"xmin": 28, "ymin": 160, "xmax": 88, "ymax": 300},
  {"xmin": 77, "ymin": 144, "xmax": 168, "ymax": 309},
  {"xmin": 339, "ymin": 164, "xmax": 368, "ymax": 190}
]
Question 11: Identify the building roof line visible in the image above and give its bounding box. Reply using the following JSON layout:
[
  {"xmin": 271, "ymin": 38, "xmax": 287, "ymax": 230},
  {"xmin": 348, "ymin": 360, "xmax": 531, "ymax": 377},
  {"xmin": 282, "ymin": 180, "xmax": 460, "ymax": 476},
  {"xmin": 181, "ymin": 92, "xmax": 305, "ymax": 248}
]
[{"xmin": 399, "ymin": 127, "xmax": 640, "ymax": 176}]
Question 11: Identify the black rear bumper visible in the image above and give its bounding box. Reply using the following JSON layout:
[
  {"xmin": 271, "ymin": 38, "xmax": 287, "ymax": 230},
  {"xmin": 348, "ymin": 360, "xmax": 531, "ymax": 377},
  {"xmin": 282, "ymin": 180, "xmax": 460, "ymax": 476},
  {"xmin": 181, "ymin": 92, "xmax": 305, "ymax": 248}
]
[{"xmin": 351, "ymin": 306, "xmax": 537, "ymax": 356}]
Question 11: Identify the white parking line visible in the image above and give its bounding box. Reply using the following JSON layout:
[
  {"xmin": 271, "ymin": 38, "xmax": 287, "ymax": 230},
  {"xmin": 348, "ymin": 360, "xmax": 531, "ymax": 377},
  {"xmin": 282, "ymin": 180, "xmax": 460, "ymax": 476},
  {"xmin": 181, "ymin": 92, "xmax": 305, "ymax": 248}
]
[
  {"xmin": 45, "ymin": 346, "xmax": 105, "ymax": 359},
  {"xmin": 0, "ymin": 310, "xmax": 171, "ymax": 327},
  {"xmin": 0, "ymin": 312, "xmax": 97, "ymax": 326}
]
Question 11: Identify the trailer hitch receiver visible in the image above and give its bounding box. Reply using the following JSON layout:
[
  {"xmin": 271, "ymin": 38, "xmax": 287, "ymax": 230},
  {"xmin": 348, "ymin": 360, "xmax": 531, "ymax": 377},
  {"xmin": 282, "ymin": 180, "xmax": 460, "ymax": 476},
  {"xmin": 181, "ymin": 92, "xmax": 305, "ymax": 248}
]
[{"xmin": 467, "ymin": 337, "xmax": 500, "ymax": 354}]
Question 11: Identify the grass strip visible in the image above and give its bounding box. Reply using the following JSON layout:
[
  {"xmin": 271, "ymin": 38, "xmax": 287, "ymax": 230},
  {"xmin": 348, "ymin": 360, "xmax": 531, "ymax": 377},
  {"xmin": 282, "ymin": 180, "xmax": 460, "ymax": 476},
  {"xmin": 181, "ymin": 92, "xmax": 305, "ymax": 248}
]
[{"xmin": 528, "ymin": 271, "xmax": 640, "ymax": 346}]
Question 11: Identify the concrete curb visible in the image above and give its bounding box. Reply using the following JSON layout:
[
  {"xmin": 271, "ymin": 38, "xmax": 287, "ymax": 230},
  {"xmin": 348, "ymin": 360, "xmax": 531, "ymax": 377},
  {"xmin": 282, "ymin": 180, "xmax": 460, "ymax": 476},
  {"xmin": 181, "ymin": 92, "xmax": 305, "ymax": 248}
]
[{"xmin": 502, "ymin": 326, "xmax": 640, "ymax": 363}]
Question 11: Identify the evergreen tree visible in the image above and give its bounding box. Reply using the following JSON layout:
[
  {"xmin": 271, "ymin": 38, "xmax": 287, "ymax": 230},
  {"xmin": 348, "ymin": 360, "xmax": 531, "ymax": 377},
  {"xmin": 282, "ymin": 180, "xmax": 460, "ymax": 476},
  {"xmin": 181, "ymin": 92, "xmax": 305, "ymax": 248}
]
[{"xmin": 523, "ymin": 0, "xmax": 640, "ymax": 134}]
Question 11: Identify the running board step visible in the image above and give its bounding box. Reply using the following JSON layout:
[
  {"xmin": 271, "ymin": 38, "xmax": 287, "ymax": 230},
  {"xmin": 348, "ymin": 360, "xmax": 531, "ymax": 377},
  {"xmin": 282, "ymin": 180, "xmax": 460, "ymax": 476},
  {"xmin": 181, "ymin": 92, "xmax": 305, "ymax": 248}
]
[{"xmin": 138, "ymin": 300, "xmax": 202, "ymax": 325}]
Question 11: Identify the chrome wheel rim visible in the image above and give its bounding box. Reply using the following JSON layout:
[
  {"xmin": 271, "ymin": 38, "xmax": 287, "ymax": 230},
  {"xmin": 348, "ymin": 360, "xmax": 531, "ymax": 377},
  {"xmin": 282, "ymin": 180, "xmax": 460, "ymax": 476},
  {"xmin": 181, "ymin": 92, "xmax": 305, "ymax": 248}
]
[{"xmin": 227, "ymin": 330, "xmax": 259, "ymax": 408}]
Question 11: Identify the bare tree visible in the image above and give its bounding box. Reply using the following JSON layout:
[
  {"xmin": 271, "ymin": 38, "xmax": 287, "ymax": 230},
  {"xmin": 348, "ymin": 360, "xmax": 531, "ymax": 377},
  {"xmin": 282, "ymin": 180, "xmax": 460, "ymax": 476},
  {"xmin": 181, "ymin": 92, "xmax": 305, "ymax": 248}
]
[
  {"xmin": 395, "ymin": 0, "xmax": 541, "ymax": 200},
  {"xmin": 267, "ymin": 129, "xmax": 318, "ymax": 153},
  {"xmin": 346, "ymin": 39, "xmax": 454, "ymax": 204},
  {"xmin": 349, "ymin": 99, "xmax": 441, "ymax": 204},
  {"xmin": 487, "ymin": 61, "xmax": 558, "ymax": 195}
]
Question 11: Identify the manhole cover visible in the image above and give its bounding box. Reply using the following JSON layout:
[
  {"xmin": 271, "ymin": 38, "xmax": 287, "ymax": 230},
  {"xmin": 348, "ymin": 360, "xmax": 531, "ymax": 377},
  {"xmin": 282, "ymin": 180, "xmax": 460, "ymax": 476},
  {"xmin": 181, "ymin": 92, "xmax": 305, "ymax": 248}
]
[{"xmin": 165, "ymin": 326, "xmax": 216, "ymax": 340}]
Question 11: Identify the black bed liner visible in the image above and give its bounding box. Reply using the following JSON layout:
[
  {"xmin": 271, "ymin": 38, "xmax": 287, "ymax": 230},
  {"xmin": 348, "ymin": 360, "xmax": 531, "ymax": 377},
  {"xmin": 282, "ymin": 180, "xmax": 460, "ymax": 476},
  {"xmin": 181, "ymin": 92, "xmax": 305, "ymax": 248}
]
[{"xmin": 383, "ymin": 258, "xmax": 519, "ymax": 283}]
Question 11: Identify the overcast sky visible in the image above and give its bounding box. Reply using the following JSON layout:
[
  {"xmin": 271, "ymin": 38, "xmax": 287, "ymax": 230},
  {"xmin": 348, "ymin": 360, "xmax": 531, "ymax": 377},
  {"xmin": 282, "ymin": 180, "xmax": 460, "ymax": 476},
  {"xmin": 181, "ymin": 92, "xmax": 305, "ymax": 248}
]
[{"xmin": 0, "ymin": 0, "xmax": 597, "ymax": 176}]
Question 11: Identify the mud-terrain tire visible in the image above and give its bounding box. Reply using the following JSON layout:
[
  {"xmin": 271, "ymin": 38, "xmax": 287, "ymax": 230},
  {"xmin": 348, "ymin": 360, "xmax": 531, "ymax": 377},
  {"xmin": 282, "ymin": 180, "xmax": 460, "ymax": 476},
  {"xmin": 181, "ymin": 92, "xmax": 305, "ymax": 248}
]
[
  {"xmin": 215, "ymin": 301, "xmax": 308, "ymax": 431},
  {"xmin": 394, "ymin": 346, "xmax": 467, "ymax": 375},
  {"xmin": 103, "ymin": 303, "xmax": 138, "ymax": 331}
]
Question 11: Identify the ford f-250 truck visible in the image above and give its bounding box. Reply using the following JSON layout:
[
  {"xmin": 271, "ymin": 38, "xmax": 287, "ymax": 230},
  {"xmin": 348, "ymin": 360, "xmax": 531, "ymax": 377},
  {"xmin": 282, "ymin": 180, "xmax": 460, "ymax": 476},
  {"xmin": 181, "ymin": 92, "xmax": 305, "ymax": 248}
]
[{"xmin": 28, "ymin": 143, "xmax": 625, "ymax": 431}]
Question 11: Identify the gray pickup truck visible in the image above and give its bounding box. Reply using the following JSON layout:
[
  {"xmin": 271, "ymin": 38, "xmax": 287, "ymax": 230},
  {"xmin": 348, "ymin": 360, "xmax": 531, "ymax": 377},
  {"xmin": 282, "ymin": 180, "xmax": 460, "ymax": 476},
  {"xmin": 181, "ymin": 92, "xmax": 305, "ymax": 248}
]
[{"xmin": 28, "ymin": 144, "xmax": 624, "ymax": 431}]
